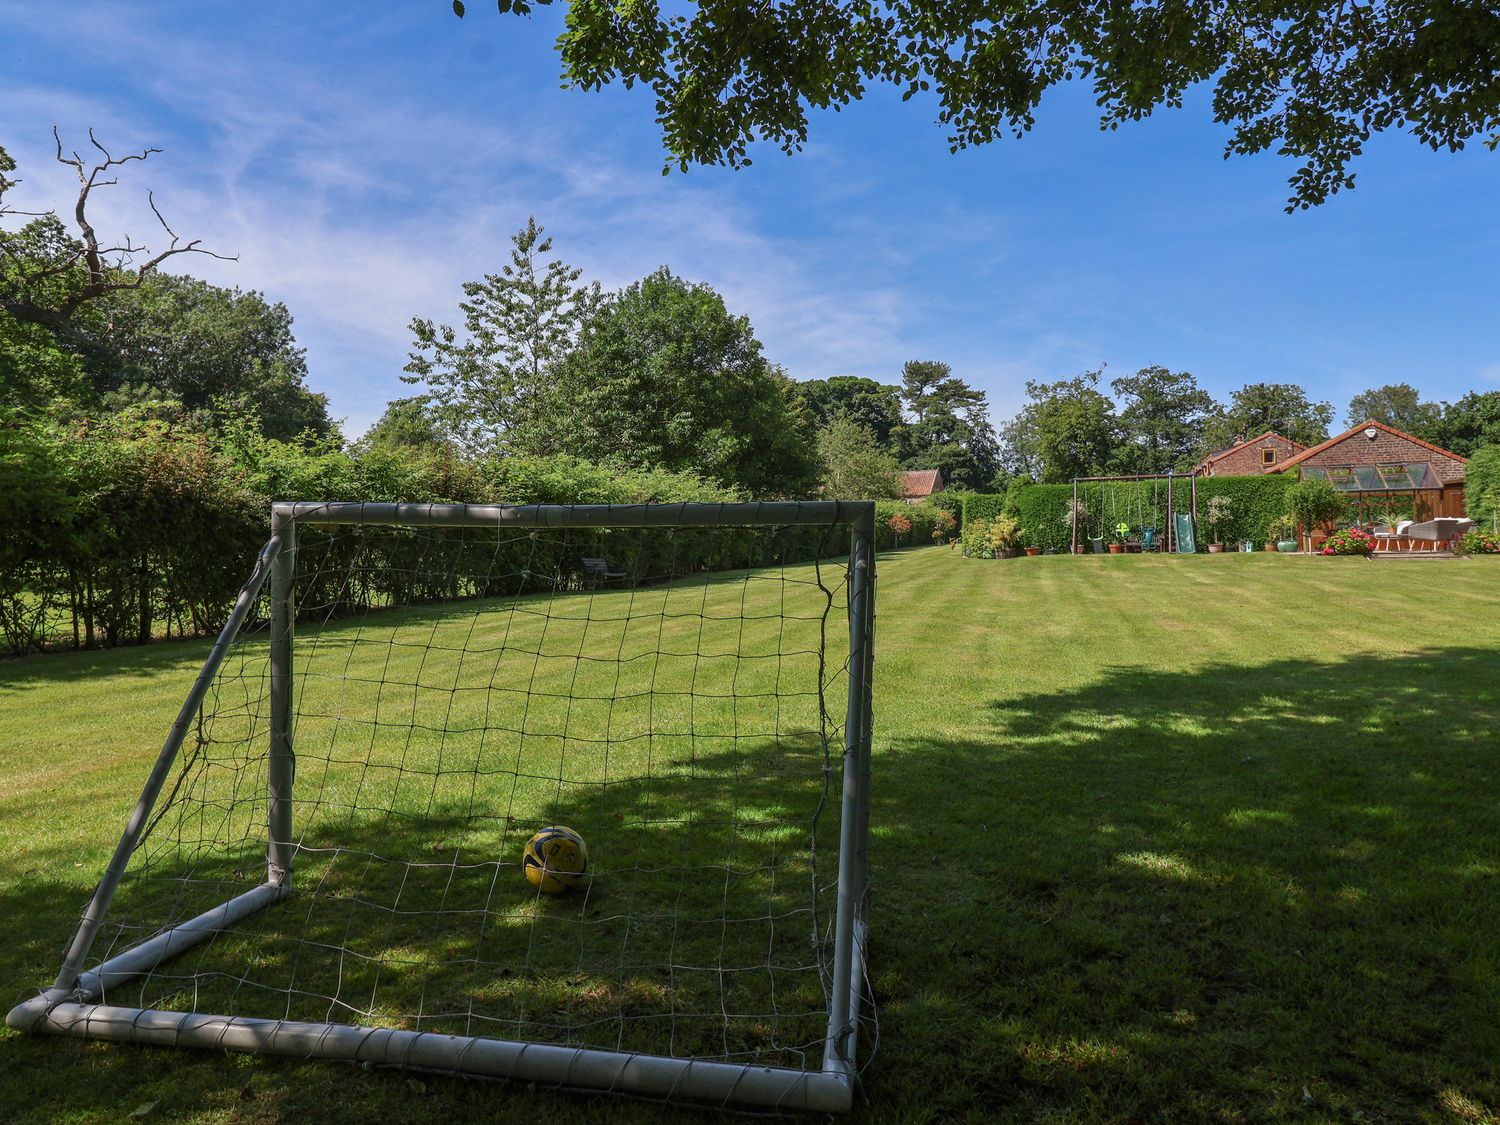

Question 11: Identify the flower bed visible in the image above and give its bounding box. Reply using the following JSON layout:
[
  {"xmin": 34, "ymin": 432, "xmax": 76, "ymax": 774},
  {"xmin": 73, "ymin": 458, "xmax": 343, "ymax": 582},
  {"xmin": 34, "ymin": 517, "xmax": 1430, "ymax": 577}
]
[
  {"xmin": 1320, "ymin": 527, "xmax": 1377, "ymax": 556},
  {"xmin": 1461, "ymin": 529, "xmax": 1500, "ymax": 554}
]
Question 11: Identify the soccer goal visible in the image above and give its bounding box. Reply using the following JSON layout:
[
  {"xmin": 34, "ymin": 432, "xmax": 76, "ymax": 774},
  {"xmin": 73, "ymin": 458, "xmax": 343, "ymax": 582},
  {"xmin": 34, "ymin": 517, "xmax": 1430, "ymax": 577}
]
[{"xmin": 8, "ymin": 501, "xmax": 876, "ymax": 1112}]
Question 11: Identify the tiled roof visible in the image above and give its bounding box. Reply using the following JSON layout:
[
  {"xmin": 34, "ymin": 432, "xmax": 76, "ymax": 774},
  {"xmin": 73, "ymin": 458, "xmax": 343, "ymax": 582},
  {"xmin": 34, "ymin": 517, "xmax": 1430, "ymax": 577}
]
[
  {"xmin": 900, "ymin": 469, "xmax": 943, "ymax": 498},
  {"xmin": 1277, "ymin": 419, "xmax": 1468, "ymax": 472},
  {"xmin": 1196, "ymin": 431, "xmax": 1306, "ymax": 469}
]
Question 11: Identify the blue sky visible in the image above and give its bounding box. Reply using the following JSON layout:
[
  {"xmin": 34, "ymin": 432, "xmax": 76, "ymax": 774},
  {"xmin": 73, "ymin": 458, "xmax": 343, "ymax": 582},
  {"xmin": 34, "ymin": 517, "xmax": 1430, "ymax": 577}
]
[{"xmin": 3, "ymin": 2, "xmax": 1496, "ymax": 437}]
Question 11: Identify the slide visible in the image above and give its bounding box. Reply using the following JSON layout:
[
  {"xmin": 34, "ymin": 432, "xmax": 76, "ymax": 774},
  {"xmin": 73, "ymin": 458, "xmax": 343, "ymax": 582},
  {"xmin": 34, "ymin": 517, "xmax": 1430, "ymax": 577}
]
[{"xmin": 1174, "ymin": 513, "xmax": 1196, "ymax": 554}]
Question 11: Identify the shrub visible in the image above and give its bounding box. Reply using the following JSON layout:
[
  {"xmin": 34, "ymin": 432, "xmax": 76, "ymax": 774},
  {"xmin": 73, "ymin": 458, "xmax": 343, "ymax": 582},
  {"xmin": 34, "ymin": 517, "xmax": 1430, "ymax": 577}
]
[
  {"xmin": 961, "ymin": 517, "xmax": 993, "ymax": 558},
  {"xmin": 1467, "ymin": 446, "xmax": 1500, "ymax": 532},
  {"xmin": 930, "ymin": 509, "xmax": 957, "ymax": 544},
  {"xmin": 1460, "ymin": 529, "xmax": 1500, "ymax": 554},
  {"xmin": 1286, "ymin": 477, "xmax": 1344, "ymax": 547},
  {"xmin": 888, "ymin": 511, "xmax": 913, "ymax": 545},
  {"xmin": 986, "ymin": 515, "xmax": 1022, "ymax": 553},
  {"xmin": 873, "ymin": 500, "xmax": 937, "ymax": 550},
  {"xmin": 1320, "ymin": 527, "xmax": 1376, "ymax": 556}
]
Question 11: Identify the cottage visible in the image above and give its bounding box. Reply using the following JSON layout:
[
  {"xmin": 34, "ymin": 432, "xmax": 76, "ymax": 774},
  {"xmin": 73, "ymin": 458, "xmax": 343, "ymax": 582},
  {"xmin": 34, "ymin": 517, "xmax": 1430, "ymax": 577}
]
[
  {"xmin": 1194, "ymin": 431, "xmax": 1307, "ymax": 476},
  {"xmin": 899, "ymin": 469, "xmax": 944, "ymax": 503},
  {"xmin": 1276, "ymin": 420, "xmax": 1468, "ymax": 545}
]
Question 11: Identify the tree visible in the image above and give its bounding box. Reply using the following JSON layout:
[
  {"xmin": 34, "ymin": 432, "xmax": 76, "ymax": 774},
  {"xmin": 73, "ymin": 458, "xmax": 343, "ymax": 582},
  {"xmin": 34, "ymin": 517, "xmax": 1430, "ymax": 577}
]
[
  {"xmin": 539, "ymin": 268, "xmax": 818, "ymax": 496},
  {"xmin": 90, "ymin": 273, "xmax": 331, "ymax": 440},
  {"xmin": 1286, "ymin": 477, "xmax": 1346, "ymax": 552},
  {"xmin": 894, "ymin": 360, "xmax": 999, "ymax": 489},
  {"xmin": 360, "ymin": 395, "xmax": 450, "ymax": 452},
  {"xmin": 1202, "ymin": 383, "xmax": 1333, "ymax": 452},
  {"xmin": 405, "ymin": 217, "xmax": 601, "ymax": 449},
  {"xmin": 1430, "ymin": 391, "xmax": 1500, "ymax": 458},
  {"xmin": 0, "ymin": 309, "xmax": 89, "ymax": 415},
  {"xmin": 1005, "ymin": 370, "xmax": 1119, "ymax": 483},
  {"xmin": 1345, "ymin": 383, "xmax": 1441, "ymax": 435},
  {"xmin": 466, "ymin": 2, "xmax": 1500, "ymax": 210},
  {"xmin": 1112, "ymin": 366, "xmax": 1219, "ymax": 473},
  {"xmin": 794, "ymin": 376, "xmax": 903, "ymax": 445},
  {"xmin": 815, "ymin": 414, "xmax": 904, "ymax": 500},
  {"xmin": 1, "ymin": 132, "xmax": 231, "ymax": 338}
]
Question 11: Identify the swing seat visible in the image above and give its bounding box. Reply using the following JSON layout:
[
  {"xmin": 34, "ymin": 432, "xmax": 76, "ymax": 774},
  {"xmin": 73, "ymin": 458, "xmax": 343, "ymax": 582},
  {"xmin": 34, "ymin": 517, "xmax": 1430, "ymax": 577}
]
[{"xmin": 1140, "ymin": 525, "xmax": 1159, "ymax": 550}]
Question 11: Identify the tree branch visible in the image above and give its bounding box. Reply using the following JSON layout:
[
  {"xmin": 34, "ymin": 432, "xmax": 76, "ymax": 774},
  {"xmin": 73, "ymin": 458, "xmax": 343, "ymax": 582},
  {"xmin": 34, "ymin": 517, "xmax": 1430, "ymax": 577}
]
[{"xmin": 0, "ymin": 128, "xmax": 238, "ymax": 330}]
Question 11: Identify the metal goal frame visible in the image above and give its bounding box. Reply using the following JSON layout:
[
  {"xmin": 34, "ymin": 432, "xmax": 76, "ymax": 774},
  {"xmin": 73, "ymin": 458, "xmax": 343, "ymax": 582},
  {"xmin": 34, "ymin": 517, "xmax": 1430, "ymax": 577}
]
[{"xmin": 7, "ymin": 500, "xmax": 876, "ymax": 1113}]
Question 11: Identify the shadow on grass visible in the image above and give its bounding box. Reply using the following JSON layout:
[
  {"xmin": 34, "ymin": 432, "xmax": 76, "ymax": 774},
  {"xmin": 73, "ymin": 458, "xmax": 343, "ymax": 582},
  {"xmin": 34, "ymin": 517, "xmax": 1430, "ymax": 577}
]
[
  {"xmin": 5, "ymin": 646, "xmax": 1500, "ymax": 1122},
  {"xmin": 863, "ymin": 645, "xmax": 1500, "ymax": 1120},
  {"xmin": 2, "ymin": 734, "xmax": 849, "ymax": 1122}
]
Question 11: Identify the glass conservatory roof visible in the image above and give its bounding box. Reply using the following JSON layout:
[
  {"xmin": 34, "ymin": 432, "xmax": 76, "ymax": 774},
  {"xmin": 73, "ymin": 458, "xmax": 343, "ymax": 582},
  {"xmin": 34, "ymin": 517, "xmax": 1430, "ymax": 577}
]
[{"xmin": 1302, "ymin": 463, "xmax": 1442, "ymax": 492}]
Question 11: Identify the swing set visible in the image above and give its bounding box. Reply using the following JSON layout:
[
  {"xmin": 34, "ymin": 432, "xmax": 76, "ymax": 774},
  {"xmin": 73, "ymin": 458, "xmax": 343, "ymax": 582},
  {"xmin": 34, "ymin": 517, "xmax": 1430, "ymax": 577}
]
[{"xmin": 1070, "ymin": 472, "xmax": 1199, "ymax": 554}]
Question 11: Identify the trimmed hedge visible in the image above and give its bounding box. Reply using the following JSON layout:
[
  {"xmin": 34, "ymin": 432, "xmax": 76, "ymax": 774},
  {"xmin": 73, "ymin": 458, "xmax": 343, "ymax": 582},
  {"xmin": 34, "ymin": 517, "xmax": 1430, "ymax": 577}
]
[
  {"xmin": 1467, "ymin": 445, "xmax": 1500, "ymax": 532},
  {"xmin": 961, "ymin": 475, "xmax": 1298, "ymax": 554},
  {"xmin": 0, "ymin": 411, "xmax": 871, "ymax": 654}
]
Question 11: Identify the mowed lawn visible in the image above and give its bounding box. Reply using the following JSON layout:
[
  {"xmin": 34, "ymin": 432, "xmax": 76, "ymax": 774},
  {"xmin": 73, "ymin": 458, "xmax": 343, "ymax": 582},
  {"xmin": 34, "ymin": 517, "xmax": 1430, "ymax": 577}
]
[{"xmin": 3, "ymin": 548, "xmax": 1500, "ymax": 1123}]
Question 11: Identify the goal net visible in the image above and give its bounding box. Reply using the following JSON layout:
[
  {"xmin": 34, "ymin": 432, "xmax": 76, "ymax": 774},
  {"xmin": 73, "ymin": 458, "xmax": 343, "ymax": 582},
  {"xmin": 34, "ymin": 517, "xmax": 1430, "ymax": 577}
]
[{"xmin": 8, "ymin": 501, "xmax": 875, "ymax": 1112}]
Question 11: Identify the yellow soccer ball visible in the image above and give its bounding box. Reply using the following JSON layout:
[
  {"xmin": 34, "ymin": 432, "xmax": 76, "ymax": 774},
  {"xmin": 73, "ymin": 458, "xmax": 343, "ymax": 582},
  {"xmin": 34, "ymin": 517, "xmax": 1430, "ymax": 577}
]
[{"xmin": 522, "ymin": 826, "xmax": 588, "ymax": 895}]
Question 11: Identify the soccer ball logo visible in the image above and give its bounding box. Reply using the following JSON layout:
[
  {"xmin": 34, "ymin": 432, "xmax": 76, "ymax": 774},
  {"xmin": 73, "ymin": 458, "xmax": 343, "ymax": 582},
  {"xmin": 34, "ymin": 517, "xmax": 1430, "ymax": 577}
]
[{"xmin": 522, "ymin": 826, "xmax": 588, "ymax": 895}]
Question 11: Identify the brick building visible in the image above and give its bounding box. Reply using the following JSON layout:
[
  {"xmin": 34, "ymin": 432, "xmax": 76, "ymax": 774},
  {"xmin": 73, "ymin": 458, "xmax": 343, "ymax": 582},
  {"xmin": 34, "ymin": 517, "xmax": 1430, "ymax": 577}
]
[
  {"xmin": 899, "ymin": 469, "xmax": 944, "ymax": 503},
  {"xmin": 1194, "ymin": 431, "xmax": 1306, "ymax": 476},
  {"xmin": 1279, "ymin": 418, "xmax": 1468, "ymax": 521}
]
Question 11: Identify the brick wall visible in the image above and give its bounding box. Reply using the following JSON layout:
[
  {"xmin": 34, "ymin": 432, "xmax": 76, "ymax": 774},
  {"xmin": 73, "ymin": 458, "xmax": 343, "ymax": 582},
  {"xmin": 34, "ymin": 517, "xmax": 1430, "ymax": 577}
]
[
  {"xmin": 1204, "ymin": 434, "xmax": 1304, "ymax": 476},
  {"xmin": 1300, "ymin": 430, "xmax": 1466, "ymax": 484}
]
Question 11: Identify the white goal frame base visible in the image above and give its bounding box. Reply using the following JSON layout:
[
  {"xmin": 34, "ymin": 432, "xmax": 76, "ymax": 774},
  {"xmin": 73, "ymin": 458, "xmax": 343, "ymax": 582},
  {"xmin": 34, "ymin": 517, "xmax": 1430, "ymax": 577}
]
[
  {"xmin": 8, "ymin": 910, "xmax": 867, "ymax": 1113},
  {"xmin": 7, "ymin": 502, "xmax": 875, "ymax": 1113}
]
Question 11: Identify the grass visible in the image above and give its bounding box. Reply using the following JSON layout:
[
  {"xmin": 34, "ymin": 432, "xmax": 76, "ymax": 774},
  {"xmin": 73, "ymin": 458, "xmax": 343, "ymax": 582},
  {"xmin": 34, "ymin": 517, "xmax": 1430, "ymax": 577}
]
[{"xmin": 3, "ymin": 547, "xmax": 1500, "ymax": 1122}]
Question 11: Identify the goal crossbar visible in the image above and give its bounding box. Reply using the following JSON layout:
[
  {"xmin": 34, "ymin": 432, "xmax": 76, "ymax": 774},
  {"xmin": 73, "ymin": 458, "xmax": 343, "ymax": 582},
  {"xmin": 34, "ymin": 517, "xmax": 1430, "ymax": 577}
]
[{"xmin": 8, "ymin": 501, "xmax": 876, "ymax": 1113}]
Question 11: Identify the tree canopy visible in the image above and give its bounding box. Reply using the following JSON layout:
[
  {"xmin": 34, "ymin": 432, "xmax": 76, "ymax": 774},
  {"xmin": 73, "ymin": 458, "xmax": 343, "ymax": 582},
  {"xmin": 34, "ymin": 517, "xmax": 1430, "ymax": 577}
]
[
  {"xmin": 538, "ymin": 267, "xmax": 819, "ymax": 496},
  {"xmin": 1003, "ymin": 370, "xmax": 1119, "ymax": 483},
  {"xmin": 465, "ymin": 1, "xmax": 1500, "ymax": 209},
  {"xmin": 1203, "ymin": 382, "xmax": 1334, "ymax": 450},
  {"xmin": 1345, "ymin": 382, "xmax": 1442, "ymax": 436},
  {"xmin": 794, "ymin": 375, "xmax": 904, "ymax": 445},
  {"xmin": 1112, "ymin": 365, "xmax": 1218, "ymax": 473},
  {"xmin": 1429, "ymin": 390, "xmax": 1500, "ymax": 458},
  {"xmin": 405, "ymin": 216, "xmax": 600, "ymax": 449},
  {"xmin": 816, "ymin": 414, "xmax": 904, "ymax": 500}
]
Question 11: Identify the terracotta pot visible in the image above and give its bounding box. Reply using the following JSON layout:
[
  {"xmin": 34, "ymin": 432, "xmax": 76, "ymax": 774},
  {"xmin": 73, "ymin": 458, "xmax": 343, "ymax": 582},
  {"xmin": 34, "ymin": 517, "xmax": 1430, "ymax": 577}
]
[
  {"xmin": 1024, "ymin": 547, "xmax": 1041, "ymax": 557},
  {"xmin": 1263, "ymin": 544, "xmax": 1277, "ymax": 552},
  {"xmin": 1108, "ymin": 543, "xmax": 1123, "ymax": 554},
  {"xmin": 1207, "ymin": 543, "xmax": 1224, "ymax": 554}
]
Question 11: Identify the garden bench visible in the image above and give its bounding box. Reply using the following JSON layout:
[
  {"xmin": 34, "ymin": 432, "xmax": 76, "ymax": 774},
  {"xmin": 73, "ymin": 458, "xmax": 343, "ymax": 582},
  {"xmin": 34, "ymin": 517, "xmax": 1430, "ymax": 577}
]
[{"xmin": 579, "ymin": 556, "xmax": 628, "ymax": 587}]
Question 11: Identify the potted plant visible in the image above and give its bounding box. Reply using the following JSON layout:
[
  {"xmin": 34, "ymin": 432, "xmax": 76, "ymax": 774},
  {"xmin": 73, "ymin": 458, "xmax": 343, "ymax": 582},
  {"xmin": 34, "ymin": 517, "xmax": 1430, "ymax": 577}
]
[
  {"xmin": 1107, "ymin": 521, "xmax": 1128, "ymax": 554},
  {"xmin": 986, "ymin": 515, "xmax": 1023, "ymax": 558},
  {"xmin": 1024, "ymin": 545, "xmax": 1042, "ymax": 557},
  {"xmin": 1206, "ymin": 495, "xmax": 1231, "ymax": 553},
  {"xmin": 1285, "ymin": 477, "xmax": 1344, "ymax": 553},
  {"xmin": 1272, "ymin": 514, "xmax": 1298, "ymax": 553}
]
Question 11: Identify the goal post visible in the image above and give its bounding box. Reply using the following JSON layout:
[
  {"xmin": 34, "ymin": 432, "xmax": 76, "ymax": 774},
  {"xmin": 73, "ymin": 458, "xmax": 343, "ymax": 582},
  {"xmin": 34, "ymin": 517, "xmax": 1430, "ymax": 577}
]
[{"xmin": 9, "ymin": 501, "xmax": 876, "ymax": 1112}]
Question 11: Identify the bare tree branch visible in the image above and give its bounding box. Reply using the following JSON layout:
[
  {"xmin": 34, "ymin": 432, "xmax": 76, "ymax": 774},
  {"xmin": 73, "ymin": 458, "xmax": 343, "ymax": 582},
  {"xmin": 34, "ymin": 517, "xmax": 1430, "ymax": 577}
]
[{"xmin": 1, "ymin": 127, "xmax": 237, "ymax": 330}]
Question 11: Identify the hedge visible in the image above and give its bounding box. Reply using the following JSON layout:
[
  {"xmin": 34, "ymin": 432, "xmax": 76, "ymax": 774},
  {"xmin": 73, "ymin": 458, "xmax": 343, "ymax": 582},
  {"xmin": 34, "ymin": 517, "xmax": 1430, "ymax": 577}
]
[
  {"xmin": 1467, "ymin": 445, "xmax": 1500, "ymax": 533},
  {"xmin": 0, "ymin": 411, "xmax": 875, "ymax": 655},
  {"xmin": 959, "ymin": 475, "xmax": 1298, "ymax": 555}
]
